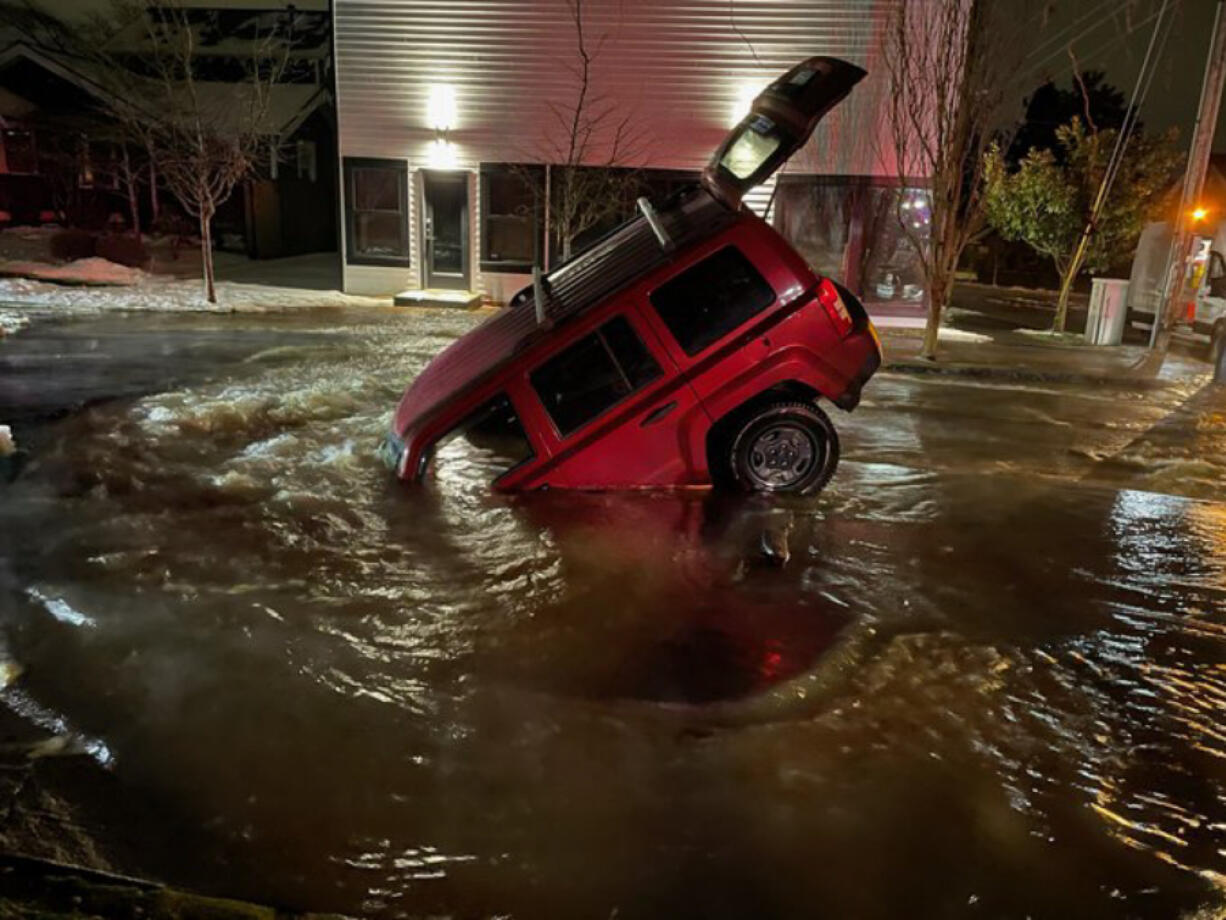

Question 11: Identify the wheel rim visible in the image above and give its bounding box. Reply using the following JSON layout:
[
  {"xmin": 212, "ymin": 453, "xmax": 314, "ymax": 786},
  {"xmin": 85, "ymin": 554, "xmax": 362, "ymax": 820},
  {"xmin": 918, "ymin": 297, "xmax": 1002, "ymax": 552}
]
[{"xmin": 745, "ymin": 423, "xmax": 820, "ymax": 489}]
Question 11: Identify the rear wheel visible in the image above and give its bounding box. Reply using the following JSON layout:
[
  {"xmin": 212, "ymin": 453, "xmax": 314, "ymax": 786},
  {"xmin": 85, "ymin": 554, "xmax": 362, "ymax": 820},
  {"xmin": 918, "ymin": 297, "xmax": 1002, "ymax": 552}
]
[{"xmin": 726, "ymin": 401, "xmax": 839, "ymax": 494}]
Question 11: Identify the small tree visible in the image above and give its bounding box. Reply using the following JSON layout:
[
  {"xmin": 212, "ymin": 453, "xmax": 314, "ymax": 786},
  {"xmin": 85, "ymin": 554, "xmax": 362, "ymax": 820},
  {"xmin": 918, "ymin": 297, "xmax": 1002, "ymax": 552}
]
[
  {"xmin": 1008, "ymin": 70, "xmax": 1134, "ymax": 167},
  {"xmin": 883, "ymin": 0, "xmax": 1031, "ymax": 360},
  {"xmin": 983, "ymin": 117, "xmax": 1182, "ymax": 327},
  {"xmin": 81, "ymin": 0, "xmax": 291, "ymax": 302},
  {"xmin": 527, "ymin": 0, "xmax": 646, "ymax": 264}
]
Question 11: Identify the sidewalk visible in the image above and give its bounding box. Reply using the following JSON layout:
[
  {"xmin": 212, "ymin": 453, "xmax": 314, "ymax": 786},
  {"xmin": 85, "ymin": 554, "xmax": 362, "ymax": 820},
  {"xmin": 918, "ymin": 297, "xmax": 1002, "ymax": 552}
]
[{"xmin": 873, "ymin": 315, "xmax": 1211, "ymax": 388}]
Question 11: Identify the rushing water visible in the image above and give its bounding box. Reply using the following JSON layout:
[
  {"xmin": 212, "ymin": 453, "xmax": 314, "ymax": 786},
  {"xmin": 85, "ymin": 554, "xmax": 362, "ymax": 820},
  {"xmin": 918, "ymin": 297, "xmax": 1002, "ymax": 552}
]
[{"xmin": 1, "ymin": 309, "xmax": 1225, "ymax": 918}]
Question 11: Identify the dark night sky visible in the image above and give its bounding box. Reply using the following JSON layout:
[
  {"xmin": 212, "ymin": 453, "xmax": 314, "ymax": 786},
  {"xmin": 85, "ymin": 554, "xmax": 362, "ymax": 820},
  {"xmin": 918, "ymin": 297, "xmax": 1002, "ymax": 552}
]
[{"xmin": 1021, "ymin": 0, "xmax": 1225, "ymax": 151}]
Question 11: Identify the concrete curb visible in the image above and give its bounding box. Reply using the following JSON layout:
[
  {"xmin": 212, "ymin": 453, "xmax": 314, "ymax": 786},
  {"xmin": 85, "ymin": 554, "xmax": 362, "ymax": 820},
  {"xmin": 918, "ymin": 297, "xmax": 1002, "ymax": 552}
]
[{"xmin": 881, "ymin": 358, "xmax": 1188, "ymax": 389}]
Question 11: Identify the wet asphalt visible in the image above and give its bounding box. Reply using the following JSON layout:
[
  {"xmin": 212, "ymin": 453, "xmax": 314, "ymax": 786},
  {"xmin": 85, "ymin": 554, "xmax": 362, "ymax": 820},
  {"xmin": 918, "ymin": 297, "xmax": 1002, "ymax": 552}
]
[{"xmin": 0, "ymin": 308, "xmax": 1224, "ymax": 919}]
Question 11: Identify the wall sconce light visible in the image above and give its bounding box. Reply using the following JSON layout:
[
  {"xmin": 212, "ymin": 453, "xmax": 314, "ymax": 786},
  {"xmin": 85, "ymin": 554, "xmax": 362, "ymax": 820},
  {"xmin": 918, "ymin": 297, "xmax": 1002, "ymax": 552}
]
[{"xmin": 427, "ymin": 83, "xmax": 457, "ymax": 134}]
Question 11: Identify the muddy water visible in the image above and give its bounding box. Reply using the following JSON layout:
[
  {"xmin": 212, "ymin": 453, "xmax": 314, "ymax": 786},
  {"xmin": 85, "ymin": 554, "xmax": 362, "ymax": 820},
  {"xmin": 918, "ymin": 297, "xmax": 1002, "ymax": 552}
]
[{"xmin": 1, "ymin": 310, "xmax": 1225, "ymax": 918}]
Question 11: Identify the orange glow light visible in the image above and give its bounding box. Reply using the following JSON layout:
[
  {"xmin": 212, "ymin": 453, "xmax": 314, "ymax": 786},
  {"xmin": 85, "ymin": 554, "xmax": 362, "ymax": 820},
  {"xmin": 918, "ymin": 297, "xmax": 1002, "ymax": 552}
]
[{"xmin": 1192, "ymin": 207, "xmax": 1209, "ymax": 222}]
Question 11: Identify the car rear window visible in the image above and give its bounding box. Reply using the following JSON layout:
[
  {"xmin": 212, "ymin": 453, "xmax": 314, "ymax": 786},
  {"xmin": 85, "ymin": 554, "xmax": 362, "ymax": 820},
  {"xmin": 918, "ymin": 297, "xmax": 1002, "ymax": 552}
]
[
  {"xmin": 649, "ymin": 246, "xmax": 775, "ymax": 355},
  {"xmin": 530, "ymin": 315, "xmax": 662, "ymax": 436}
]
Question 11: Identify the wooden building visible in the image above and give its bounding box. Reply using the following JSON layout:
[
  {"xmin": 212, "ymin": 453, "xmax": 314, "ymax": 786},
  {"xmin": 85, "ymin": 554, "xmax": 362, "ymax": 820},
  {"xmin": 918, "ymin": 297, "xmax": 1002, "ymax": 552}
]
[{"xmin": 333, "ymin": 0, "xmax": 928, "ymax": 308}]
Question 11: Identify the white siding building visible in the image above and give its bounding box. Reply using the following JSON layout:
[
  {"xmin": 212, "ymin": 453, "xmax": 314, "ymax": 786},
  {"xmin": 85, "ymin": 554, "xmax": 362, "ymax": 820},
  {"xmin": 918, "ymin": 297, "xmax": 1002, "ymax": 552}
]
[{"xmin": 332, "ymin": 0, "xmax": 919, "ymax": 306}]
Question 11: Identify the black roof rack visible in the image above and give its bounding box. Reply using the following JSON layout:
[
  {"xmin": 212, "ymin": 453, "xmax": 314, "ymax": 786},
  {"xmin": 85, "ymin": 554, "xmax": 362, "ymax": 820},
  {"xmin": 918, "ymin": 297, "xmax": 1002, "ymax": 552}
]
[{"xmin": 509, "ymin": 183, "xmax": 735, "ymax": 325}]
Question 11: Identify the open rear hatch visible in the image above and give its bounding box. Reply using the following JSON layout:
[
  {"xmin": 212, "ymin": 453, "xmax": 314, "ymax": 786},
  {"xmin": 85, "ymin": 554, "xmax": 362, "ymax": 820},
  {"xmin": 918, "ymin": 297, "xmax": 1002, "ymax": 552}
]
[{"xmin": 702, "ymin": 57, "xmax": 866, "ymax": 210}]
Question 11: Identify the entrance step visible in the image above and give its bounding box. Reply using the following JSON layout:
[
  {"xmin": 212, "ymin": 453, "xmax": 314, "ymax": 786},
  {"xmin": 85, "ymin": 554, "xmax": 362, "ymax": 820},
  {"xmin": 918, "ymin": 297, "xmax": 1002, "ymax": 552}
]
[{"xmin": 394, "ymin": 288, "xmax": 483, "ymax": 309}]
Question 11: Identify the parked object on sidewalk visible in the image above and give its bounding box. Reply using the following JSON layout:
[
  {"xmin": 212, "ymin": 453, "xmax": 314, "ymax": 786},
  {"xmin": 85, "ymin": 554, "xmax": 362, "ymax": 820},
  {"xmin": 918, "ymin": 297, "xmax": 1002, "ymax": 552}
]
[
  {"xmin": 1084, "ymin": 278, "xmax": 1129, "ymax": 345},
  {"xmin": 1128, "ymin": 220, "xmax": 1226, "ymax": 356},
  {"xmin": 383, "ymin": 56, "xmax": 881, "ymax": 494}
]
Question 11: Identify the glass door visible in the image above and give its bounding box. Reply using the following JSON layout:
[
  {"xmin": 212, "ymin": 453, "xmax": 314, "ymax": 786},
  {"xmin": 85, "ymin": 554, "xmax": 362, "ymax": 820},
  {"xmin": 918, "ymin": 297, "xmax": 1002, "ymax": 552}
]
[{"xmin": 422, "ymin": 171, "xmax": 470, "ymax": 290}]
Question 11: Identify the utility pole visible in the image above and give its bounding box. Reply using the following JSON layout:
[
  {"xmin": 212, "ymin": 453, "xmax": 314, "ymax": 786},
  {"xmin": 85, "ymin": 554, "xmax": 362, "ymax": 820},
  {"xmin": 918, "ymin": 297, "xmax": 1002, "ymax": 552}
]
[{"xmin": 1153, "ymin": 0, "xmax": 1226, "ymax": 349}]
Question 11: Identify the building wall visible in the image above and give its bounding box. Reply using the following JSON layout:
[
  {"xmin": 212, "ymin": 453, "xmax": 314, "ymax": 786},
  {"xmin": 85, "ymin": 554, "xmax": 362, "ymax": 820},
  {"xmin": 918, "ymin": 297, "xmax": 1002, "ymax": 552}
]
[{"xmin": 333, "ymin": 0, "xmax": 896, "ymax": 298}]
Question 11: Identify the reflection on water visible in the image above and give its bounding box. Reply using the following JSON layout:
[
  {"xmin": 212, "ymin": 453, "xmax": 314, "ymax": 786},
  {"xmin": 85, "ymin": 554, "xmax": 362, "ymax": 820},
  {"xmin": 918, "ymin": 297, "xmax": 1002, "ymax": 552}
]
[{"xmin": 0, "ymin": 310, "xmax": 1224, "ymax": 918}]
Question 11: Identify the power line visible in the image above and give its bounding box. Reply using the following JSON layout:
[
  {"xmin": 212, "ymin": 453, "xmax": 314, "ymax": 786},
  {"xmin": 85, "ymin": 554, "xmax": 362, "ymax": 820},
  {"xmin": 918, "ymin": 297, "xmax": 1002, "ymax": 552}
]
[
  {"xmin": 1052, "ymin": 0, "xmax": 1173, "ymax": 330},
  {"xmin": 1013, "ymin": 4, "xmax": 1166, "ymax": 92},
  {"xmin": 1023, "ymin": 0, "xmax": 1127, "ymax": 64}
]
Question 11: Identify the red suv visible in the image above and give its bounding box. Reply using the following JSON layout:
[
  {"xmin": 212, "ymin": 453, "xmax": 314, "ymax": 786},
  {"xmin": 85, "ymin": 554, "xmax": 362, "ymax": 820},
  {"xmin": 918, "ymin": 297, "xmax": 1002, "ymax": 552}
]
[{"xmin": 384, "ymin": 56, "xmax": 881, "ymax": 494}]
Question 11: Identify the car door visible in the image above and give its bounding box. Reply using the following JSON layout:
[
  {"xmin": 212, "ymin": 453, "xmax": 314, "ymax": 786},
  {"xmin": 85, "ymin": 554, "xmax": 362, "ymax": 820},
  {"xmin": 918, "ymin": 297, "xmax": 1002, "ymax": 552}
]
[{"xmin": 516, "ymin": 311, "xmax": 709, "ymax": 489}]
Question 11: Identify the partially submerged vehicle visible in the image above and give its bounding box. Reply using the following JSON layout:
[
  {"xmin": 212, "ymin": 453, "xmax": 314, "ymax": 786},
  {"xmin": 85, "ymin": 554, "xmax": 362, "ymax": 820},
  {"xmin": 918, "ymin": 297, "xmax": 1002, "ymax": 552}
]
[{"xmin": 383, "ymin": 56, "xmax": 881, "ymax": 494}]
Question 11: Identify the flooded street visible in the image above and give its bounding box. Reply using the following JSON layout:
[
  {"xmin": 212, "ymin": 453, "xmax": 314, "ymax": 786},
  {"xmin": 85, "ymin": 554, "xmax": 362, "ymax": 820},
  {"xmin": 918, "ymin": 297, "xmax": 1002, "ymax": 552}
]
[{"xmin": 1, "ymin": 309, "xmax": 1225, "ymax": 918}]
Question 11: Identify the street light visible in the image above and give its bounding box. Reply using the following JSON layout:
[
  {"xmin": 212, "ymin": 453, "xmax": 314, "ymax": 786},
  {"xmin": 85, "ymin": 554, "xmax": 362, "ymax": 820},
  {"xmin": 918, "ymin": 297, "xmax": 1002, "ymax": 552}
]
[{"xmin": 1192, "ymin": 206, "xmax": 1209, "ymax": 222}]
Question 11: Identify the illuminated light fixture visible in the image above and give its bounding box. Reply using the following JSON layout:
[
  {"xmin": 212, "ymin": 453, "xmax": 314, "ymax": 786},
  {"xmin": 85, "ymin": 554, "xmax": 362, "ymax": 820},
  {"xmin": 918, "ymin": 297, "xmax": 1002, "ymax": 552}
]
[
  {"xmin": 427, "ymin": 138, "xmax": 458, "ymax": 169},
  {"xmin": 730, "ymin": 82, "xmax": 763, "ymax": 127},
  {"xmin": 1192, "ymin": 206, "xmax": 1208, "ymax": 222},
  {"xmin": 427, "ymin": 83, "xmax": 457, "ymax": 132}
]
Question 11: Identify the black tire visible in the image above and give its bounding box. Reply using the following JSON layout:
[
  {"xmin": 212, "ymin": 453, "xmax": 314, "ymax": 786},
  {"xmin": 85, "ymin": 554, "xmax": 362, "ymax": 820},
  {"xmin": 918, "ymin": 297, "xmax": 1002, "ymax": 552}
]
[{"xmin": 725, "ymin": 401, "xmax": 839, "ymax": 495}]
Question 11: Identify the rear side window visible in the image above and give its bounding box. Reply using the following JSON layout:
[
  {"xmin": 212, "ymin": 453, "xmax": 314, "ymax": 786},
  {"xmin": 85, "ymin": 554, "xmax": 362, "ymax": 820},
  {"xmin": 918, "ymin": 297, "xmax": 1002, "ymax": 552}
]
[
  {"xmin": 649, "ymin": 246, "xmax": 775, "ymax": 355},
  {"xmin": 530, "ymin": 315, "xmax": 662, "ymax": 436}
]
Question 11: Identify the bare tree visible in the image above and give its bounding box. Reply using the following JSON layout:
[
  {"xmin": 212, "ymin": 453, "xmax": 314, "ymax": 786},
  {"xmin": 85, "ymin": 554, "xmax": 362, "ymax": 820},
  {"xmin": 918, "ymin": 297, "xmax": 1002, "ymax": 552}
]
[
  {"xmin": 525, "ymin": 0, "xmax": 647, "ymax": 264},
  {"xmin": 883, "ymin": 0, "xmax": 1028, "ymax": 359},
  {"xmin": 57, "ymin": 0, "xmax": 292, "ymax": 301}
]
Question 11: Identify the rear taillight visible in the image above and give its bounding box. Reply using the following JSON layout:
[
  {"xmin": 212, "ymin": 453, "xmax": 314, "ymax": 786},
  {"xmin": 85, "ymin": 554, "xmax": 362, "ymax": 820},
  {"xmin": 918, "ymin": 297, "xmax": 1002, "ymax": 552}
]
[{"xmin": 817, "ymin": 278, "xmax": 853, "ymax": 336}]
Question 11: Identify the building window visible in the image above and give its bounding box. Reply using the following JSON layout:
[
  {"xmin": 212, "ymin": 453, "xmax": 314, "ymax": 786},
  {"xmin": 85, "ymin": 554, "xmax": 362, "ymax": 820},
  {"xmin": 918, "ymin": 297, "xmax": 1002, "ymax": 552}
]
[
  {"xmin": 343, "ymin": 157, "xmax": 409, "ymax": 266},
  {"xmin": 296, "ymin": 140, "xmax": 317, "ymax": 182},
  {"xmin": 1, "ymin": 128, "xmax": 37, "ymax": 175},
  {"xmin": 549, "ymin": 165, "xmax": 641, "ymax": 265},
  {"xmin": 773, "ymin": 176, "xmax": 929, "ymax": 306},
  {"xmin": 649, "ymin": 246, "xmax": 775, "ymax": 356},
  {"xmin": 637, "ymin": 168, "xmax": 700, "ymax": 204},
  {"xmin": 78, "ymin": 139, "xmax": 120, "ymax": 190},
  {"xmin": 544, "ymin": 167, "xmax": 699, "ymax": 267},
  {"xmin": 480, "ymin": 164, "xmax": 542, "ymax": 272},
  {"xmin": 529, "ymin": 315, "xmax": 662, "ymax": 436}
]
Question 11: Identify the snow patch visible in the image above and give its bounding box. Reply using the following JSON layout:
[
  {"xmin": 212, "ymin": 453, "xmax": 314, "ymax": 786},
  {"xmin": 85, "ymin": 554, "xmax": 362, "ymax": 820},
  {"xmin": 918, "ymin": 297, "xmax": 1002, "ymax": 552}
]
[
  {"xmin": 0, "ymin": 257, "xmax": 144, "ymax": 286},
  {"xmin": 0, "ymin": 275, "xmax": 390, "ymax": 317},
  {"xmin": 937, "ymin": 328, "xmax": 994, "ymax": 344}
]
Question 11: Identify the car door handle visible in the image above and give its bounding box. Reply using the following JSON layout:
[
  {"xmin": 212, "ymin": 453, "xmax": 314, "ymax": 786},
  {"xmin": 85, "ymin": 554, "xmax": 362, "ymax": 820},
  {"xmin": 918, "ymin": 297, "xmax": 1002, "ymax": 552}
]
[{"xmin": 640, "ymin": 401, "xmax": 678, "ymax": 426}]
